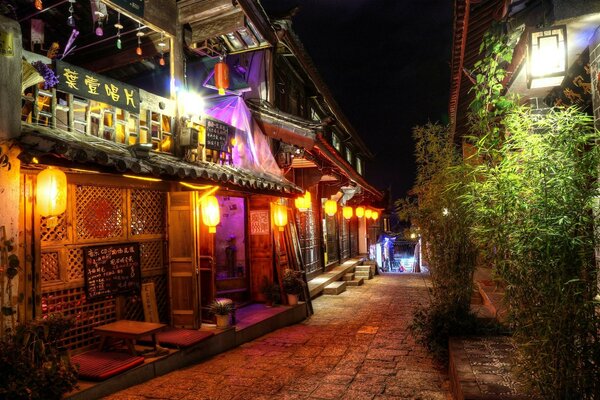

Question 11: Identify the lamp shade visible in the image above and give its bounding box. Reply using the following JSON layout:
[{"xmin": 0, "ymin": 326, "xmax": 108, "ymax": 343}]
[
  {"xmin": 273, "ymin": 203, "xmax": 288, "ymax": 231},
  {"xmin": 355, "ymin": 206, "xmax": 365, "ymax": 218},
  {"xmin": 342, "ymin": 206, "xmax": 353, "ymax": 220},
  {"xmin": 528, "ymin": 25, "xmax": 567, "ymax": 89},
  {"xmin": 324, "ymin": 200, "xmax": 337, "ymax": 217},
  {"xmin": 364, "ymin": 209, "xmax": 372, "ymax": 219},
  {"xmin": 371, "ymin": 211, "xmax": 379, "ymax": 221},
  {"xmin": 201, "ymin": 195, "xmax": 220, "ymax": 233},
  {"xmin": 36, "ymin": 167, "xmax": 67, "ymax": 218},
  {"xmin": 214, "ymin": 60, "xmax": 230, "ymax": 95}
]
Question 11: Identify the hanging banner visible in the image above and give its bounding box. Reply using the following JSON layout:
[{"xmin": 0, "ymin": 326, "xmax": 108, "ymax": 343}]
[
  {"xmin": 205, "ymin": 118, "xmax": 235, "ymax": 151},
  {"xmin": 55, "ymin": 60, "xmax": 140, "ymax": 113}
]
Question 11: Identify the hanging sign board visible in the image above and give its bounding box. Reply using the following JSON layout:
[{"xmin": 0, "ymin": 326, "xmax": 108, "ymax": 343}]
[
  {"xmin": 205, "ymin": 118, "xmax": 235, "ymax": 151},
  {"xmin": 105, "ymin": 0, "xmax": 144, "ymax": 18},
  {"xmin": 0, "ymin": 29, "xmax": 14, "ymax": 57},
  {"xmin": 249, "ymin": 210, "xmax": 270, "ymax": 235},
  {"xmin": 55, "ymin": 60, "xmax": 140, "ymax": 113},
  {"xmin": 84, "ymin": 243, "xmax": 141, "ymax": 301}
]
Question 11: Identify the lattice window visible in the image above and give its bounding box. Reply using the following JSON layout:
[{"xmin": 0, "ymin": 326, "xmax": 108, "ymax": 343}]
[
  {"xmin": 123, "ymin": 273, "xmax": 169, "ymax": 324},
  {"xmin": 75, "ymin": 185, "xmax": 125, "ymax": 240},
  {"xmin": 41, "ymin": 252, "xmax": 60, "ymax": 282},
  {"xmin": 67, "ymin": 247, "xmax": 85, "ymax": 282},
  {"xmin": 149, "ymin": 274, "xmax": 169, "ymax": 324},
  {"xmin": 41, "ymin": 212, "xmax": 68, "ymax": 243},
  {"xmin": 140, "ymin": 240, "xmax": 164, "ymax": 272},
  {"xmin": 131, "ymin": 190, "xmax": 165, "ymax": 236},
  {"xmin": 41, "ymin": 287, "xmax": 116, "ymax": 351},
  {"xmin": 123, "ymin": 294, "xmax": 144, "ymax": 322}
]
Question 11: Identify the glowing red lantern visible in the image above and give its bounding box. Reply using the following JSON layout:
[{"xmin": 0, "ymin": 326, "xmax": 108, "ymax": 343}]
[{"xmin": 214, "ymin": 60, "xmax": 229, "ymax": 95}]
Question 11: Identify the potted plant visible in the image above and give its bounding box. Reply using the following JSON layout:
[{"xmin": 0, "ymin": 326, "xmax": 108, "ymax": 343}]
[
  {"xmin": 282, "ymin": 269, "xmax": 304, "ymax": 305},
  {"xmin": 260, "ymin": 277, "xmax": 281, "ymax": 307},
  {"xmin": 208, "ymin": 300, "xmax": 234, "ymax": 328}
]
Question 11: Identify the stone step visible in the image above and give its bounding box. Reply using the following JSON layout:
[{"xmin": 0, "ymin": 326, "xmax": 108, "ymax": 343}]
[
  {"xmin": 323, "ymin": 281, "xmax": 347, "ymax": 295},
  {"xmin": 341, "ymin": 273, "xmax": 354, "ymax": 281},
  {"xmin": 354, "ymin": 269, "xmax": 372, "ymax": 280},
  {"xmin": 346, "ymin": 277, "xmax": 364, "ymax": 286},
  {"xmin": 354, "ymin": 265, "xmax": 371, "ymax": 273}
]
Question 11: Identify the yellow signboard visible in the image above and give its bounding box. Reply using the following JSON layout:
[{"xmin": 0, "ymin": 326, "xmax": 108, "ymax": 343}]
[{"xmin": 0, "ymin": 30, "xmax": 14, "ymax": 57}]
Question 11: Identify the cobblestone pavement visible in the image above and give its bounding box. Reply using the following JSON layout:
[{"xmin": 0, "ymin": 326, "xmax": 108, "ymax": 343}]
[{"xmin": 106, "ymin": 274, "xmax": 452, "ymax": 400}]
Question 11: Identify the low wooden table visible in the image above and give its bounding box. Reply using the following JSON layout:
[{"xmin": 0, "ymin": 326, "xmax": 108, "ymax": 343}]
[{"xmin": 94, "ymin": 320, "xmax": 166, "ymax": 356}]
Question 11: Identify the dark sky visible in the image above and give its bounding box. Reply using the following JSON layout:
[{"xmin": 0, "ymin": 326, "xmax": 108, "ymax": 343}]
[{"xmin": 260, "ymin": 0, "xmax": 453, "ymax": 200}]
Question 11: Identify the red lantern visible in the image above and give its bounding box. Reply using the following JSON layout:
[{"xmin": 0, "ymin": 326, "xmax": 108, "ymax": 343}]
[{"xmin": 214, "ymin": 60, "xmax": 229, "ymax": 95}]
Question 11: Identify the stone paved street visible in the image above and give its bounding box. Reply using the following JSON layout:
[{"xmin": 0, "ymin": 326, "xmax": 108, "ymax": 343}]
[{"xmin": 106, "ymin": 274, "xmax": 451, "ymax": 400}]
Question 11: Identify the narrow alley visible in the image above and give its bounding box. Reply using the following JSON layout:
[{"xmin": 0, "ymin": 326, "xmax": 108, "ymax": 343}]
[{"xmin": 106, "ymin": 274, "xmax": 451, "ymax": 400}]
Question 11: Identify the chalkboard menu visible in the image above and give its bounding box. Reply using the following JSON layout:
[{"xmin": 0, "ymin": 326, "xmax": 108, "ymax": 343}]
[
  {"xmin": 83, "ymin": 243, "xmax": 141, "ymax": 301},
  {"xmin": 205, "ymin": 118, "xmax": 235, "ymax": 151}
]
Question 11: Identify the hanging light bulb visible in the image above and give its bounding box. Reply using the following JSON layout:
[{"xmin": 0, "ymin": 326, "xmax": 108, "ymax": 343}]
[
  {"xmin": 67, "ymin": 0, "xmax": 76, "ymax": 27},
  {"xmin": 136, "ymin": 23, "xmax": 144, "ymax": 56},
  {"xmin": 34, "ymin": 0, "xmax": 43, "ymax": 11},
  {"xmin": 114, "ymin": 12, "xmax": 123, "ymax": 49}
]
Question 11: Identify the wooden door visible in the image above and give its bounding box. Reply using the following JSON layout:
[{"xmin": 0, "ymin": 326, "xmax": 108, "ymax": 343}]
[
  {"xmin": 195, "ymin": 192, "xmax": 216, "ymax": 323},
  {"xmin": 248, "ymin": 196, "xmax": 273, "ymax": 302},
  {"xmin": 167, "ymin": 192, "xmax": 199, "ymax": 328}
]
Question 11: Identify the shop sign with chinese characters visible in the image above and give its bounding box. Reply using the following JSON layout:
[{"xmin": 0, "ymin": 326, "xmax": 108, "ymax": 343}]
[
  {"xmin": 55, "ymin": 60, "xmax": 140, "ymax": 113},
  {"xmin": 205, "ymin": 118, "xmax": 235, "ymax": 151}
]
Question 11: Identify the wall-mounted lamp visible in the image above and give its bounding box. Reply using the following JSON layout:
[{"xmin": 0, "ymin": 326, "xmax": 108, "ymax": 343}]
[
  {"xmin": 528, "ymin": 25, "xmax": 567, "ymax": 89},
  {"xmin": 36, "ymin": 167, "xmax": 67, "ymax": 228}
]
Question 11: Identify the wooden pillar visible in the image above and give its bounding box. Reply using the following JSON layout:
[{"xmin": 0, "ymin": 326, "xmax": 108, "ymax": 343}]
[
  {"xmin": 0, "ymin": 15, "xmax": 22, "ymax": 140},
  {"xmin": 0, "ymin": 15, "xmax": 22, "ymax": 335}
]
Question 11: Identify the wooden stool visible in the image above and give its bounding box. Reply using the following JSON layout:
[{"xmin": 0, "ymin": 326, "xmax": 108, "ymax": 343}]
[{"xmin": 215, "ymin": 298, "xmax": 236, "ymax": 324}]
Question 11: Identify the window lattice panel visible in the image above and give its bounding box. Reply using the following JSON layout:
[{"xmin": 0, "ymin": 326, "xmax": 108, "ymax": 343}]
[
  {"xmin": 75, "ymin": 185, "xmax": 124, "ymax": 240},
  {"xmin": 40, "ymin": 212, "xmax": 68, "ymax": 243},
  {"xmin": 41, "ymin": 287, "xmax": 116, "ymax": 351},
  {"xmin": 131, "ymin": 190, "xmax": 166, "ymax": 236},
  {"xmin": 123, "ymin": 273, "xmax": 169, "ymax": 324},
  {"xmin": 41, "ymin": 252, "xmax": 60, "ymax": 282},
  {"xmin": 67, "ymin": 247, "xmax": 85, "ymax": 282},
  {"xmin": 140, "ymin": 240, "xmax": 165, "ymax": 272}
]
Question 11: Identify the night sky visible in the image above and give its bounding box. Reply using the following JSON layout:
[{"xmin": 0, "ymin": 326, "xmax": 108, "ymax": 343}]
[{"xmin": 261, "ymin": 0, "xmax": 453, "ymax": 200}]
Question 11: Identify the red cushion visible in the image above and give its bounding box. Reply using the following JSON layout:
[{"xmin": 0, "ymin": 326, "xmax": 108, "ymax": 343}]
[
  {"xmin": 72, "ymin": 351, "xmax": 145, "ymax": 381},
  {"xmin": 138, "ymin": 327, "xmax": 214, "ymax": 348}
]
